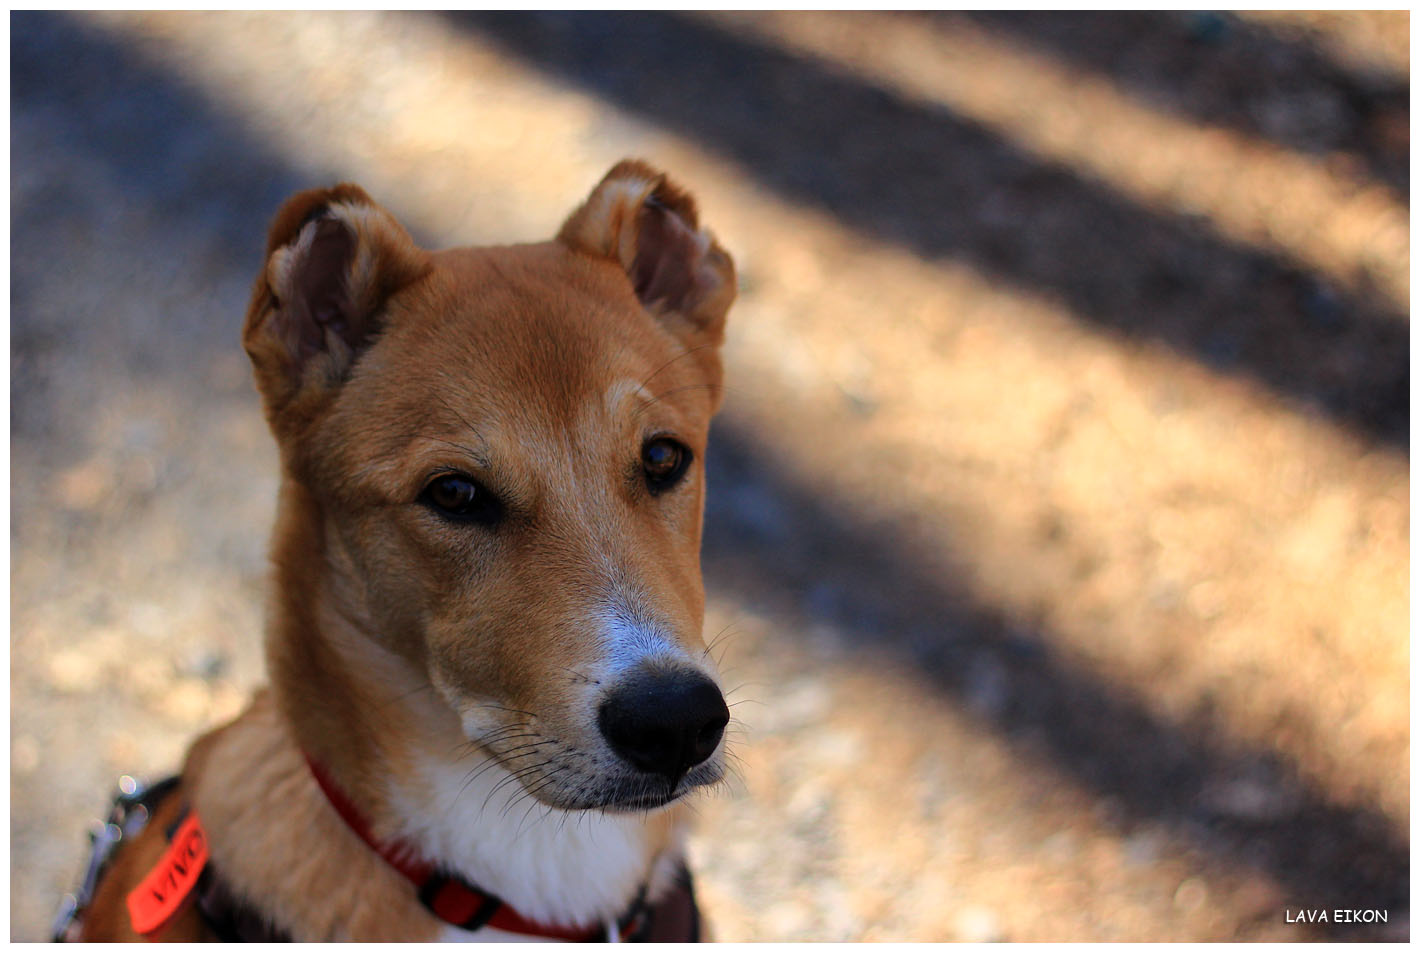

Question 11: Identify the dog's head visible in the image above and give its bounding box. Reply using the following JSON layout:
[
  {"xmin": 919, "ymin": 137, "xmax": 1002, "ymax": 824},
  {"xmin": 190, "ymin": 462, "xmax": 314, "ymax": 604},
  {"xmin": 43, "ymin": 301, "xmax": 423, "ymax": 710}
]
[{"xmin": 243, "ymin": 161, "xmax": 735, "ymax": 812}]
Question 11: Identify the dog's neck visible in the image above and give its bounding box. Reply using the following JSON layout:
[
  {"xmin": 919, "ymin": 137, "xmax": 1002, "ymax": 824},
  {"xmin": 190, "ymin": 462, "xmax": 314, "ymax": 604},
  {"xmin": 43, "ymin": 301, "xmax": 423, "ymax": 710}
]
[{"xmin": 254, "ymin": 479, "xmax": 683, "ymax": 931}]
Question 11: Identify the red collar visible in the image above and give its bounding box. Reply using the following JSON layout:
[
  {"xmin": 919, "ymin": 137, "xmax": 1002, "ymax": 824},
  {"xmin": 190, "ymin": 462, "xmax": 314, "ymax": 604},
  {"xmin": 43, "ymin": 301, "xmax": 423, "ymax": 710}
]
[{"xmin": 305, "ymin": 756, "xmax": 641, "ymax": 941}]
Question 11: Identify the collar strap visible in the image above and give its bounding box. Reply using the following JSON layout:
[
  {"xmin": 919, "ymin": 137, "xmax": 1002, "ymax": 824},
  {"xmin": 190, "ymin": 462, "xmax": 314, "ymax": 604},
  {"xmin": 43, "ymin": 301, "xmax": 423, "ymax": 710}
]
[{"xmin": 305, "ymin": 756, "xmax": 631, "ymax": 941}]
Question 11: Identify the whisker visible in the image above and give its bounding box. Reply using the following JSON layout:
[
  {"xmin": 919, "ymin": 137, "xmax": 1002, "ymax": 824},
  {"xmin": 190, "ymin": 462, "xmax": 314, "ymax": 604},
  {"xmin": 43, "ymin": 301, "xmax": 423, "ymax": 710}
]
[
  {"xmin": 414, "ymin": 433, "xmax": 488, "ymax": 466},
  {"xmin": 430, "ymin": 393, "xmax": 488, "ymax": 449},
  {"xmin": 513, "ymin": 772, "xmax": 569, "ymax": 834},
  {"xmin": 375, "ymin": 682, "xmax": 438, "ymax": 712},
  {"xmin": 459, "ymin": 729, "xmax": 540, "ymax": 759},
  {"xmin": 638, "ymin": 342, "xmax": 717, "ymax": 391},
  {"xmin": 471, "ymin": 702, "xmax": 542, "ymax": 719},
  {"xmin": 461, "ymin": 741, "xmax": 550, "ymax": 787},
  {"xmin": 561, "ymin": 666, "xmax": 600, "ymax": 686},
  {"xmin": 503, "ymin": 765, "xmax": 567, "ymax": 821},
  {"xmin": 485, "ymin": 761, "xmax": 556, "ymax": 814},
  {"xmin": 631, "ymin": 383, "xmax": 728, "ymax": 420},
  {"xmin": 701, "ymin": 622, "xmax": 740, "ymax": 664}
]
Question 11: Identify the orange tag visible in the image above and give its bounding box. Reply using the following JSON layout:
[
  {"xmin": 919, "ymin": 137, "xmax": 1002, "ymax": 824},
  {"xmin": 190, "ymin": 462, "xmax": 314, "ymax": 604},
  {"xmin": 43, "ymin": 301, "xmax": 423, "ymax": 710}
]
[{"xmin": 126, "ymin": 811, "xmax": 210, "ymax": 936}]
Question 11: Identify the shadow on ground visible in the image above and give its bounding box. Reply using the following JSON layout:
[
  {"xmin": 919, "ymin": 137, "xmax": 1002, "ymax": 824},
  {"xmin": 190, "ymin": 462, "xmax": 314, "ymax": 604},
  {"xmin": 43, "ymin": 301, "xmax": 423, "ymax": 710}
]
[
  {"xmin": 701, "ymin": 427, "xmax": 1408, "ymax": 936},
  {"xmin": 955, "ymin": 11, "xmax": 1410, "ymax": 197},
  {"xmin": 450, "ymin": 11, "xmax": 1409, "ymax": 449},
  {"xmin": 9, "ymin": 13, "xmax": 305, "ymax": 265}
]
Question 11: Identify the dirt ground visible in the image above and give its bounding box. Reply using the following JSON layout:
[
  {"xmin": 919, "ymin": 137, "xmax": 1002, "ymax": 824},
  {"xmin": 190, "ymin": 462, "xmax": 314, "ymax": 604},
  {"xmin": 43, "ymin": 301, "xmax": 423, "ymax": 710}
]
[{"xmin": 10, "ymin": 11, "xmax": 1409, "ymax": 942}]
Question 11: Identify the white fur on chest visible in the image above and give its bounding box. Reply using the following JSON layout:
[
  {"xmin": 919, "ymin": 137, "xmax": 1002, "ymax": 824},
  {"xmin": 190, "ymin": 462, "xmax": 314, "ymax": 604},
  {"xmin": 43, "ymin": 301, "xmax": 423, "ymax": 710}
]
[
  {"xmin": 387, "ymin": 751, "xmax": 668, "ymax": 931},
  {"xmin": 438, "ymin": 924, "xmax": 579, "ymax": 943}
]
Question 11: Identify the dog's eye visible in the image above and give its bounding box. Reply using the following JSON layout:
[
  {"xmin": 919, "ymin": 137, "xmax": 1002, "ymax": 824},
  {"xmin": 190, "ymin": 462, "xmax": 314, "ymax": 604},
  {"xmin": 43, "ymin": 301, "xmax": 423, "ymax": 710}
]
[
  {"xmin": 421, "ymin": 473, "xmax": 501, "ymax": 524},
  {"xmin": 642, "ymin": 438, "xmax": 691, "ymax": 494}
]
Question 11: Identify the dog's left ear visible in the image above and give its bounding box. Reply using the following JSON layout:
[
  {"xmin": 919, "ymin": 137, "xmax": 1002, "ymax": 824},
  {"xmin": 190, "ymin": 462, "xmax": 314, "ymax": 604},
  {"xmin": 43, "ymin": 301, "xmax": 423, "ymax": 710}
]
[{"xmin": 558, "ymin": 160, "xmax": 736, "ymax": 347}]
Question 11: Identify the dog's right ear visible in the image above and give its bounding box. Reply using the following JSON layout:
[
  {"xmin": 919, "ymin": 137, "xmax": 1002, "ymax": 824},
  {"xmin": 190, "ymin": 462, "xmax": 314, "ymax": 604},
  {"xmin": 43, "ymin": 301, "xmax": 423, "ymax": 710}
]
[{"xmin": 243, "ymin": 184, "xmax": 430, "ymax": 427}]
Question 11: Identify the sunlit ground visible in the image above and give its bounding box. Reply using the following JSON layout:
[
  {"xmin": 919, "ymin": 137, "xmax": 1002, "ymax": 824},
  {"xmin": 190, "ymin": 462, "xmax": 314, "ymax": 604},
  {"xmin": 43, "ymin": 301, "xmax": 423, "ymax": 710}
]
[{"xmin": 10, "ymin": 11, "xmax": 1408, "ymax": 941}]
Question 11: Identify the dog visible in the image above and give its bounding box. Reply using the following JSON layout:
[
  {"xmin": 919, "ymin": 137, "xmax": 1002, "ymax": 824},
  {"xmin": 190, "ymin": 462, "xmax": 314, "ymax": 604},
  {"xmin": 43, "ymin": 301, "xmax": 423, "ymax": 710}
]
[{"xmin": 59, "ymin": 160, "xmax": 736, "ymax": 941}]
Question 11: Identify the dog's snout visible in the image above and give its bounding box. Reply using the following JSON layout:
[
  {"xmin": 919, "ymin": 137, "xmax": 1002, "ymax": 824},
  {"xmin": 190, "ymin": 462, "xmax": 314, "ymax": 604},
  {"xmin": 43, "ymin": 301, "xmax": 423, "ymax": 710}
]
[{"xmin": 597, "ymin": 669, "xmax": 728, "ymax": 780}]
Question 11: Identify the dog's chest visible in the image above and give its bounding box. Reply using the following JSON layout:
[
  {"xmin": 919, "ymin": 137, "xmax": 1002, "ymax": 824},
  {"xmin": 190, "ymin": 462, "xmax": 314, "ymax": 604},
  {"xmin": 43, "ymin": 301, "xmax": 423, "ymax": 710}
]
[{"xmin": 387, "ymin": 752, "xmax": 679, "ymax": 930}]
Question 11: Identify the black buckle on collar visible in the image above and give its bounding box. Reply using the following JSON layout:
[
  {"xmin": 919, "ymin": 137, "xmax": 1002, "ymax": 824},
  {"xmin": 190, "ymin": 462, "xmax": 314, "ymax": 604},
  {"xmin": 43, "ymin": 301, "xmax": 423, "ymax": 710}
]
[
  {"xmin": 417, "ymin": 873, "xmax": 504, "ymax": 933},
  {"xmin": 608, "ymin": 883, "xmax": 652, "ymax": 942}
]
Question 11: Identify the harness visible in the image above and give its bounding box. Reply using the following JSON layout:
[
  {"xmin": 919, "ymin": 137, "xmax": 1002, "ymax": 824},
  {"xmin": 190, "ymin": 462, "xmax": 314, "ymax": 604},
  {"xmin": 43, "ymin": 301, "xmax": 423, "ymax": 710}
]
[
  {"xmin": 52, "ymin": 775, "xmax": 178, "ymax": 942},
  {"xmin": 54, "ymin": 773, "xmax": 701, "ymax": 942}
]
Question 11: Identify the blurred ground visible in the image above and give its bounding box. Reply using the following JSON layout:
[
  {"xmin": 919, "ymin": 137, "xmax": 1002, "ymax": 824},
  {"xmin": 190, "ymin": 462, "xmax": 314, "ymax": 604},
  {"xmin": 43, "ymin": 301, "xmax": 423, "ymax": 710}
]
[{"xmin": 9, "ymin": 11, "xmax": 1409, "ymax": 942}]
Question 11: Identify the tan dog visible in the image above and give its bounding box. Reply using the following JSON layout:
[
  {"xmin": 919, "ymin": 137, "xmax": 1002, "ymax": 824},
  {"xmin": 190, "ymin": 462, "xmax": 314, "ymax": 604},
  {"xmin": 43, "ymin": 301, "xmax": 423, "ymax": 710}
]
[{"xmin": 67, "ymin": 160, "xmax": 736, "ymax": 941}]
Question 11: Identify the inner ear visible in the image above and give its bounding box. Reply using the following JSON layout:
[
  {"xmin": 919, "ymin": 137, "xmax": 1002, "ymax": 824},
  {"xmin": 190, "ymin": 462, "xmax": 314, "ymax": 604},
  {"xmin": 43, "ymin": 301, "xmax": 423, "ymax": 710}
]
[
  {"xmin": 632, "ymin": 196, "xmax": 716, "ymax": 317},
  {"xmin": 292, "ymin": 215, "xmax": 359, "ymax": 363}
]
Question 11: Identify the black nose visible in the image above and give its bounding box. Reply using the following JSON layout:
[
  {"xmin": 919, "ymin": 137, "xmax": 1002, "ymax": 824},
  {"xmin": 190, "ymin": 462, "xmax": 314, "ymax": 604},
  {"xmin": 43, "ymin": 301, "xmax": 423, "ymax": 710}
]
[{"xmin": 598, "ymin": 668, "xmax": 729, "ymax": 780}]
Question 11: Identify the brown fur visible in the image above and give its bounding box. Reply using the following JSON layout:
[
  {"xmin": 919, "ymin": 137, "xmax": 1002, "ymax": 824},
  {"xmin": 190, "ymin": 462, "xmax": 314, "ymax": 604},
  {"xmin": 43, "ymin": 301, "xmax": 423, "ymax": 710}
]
[{"xmin": 78, "ymin": 160, "xmax": 734, "ymax": 941}]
